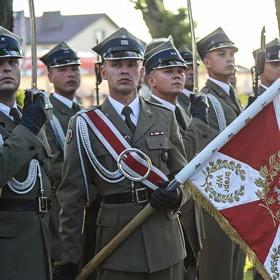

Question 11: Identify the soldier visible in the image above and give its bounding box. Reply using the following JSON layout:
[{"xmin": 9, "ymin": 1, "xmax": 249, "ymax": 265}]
[
  {"xmin": 53, "ymin": 27, "xmax": 188, "ymax": 280},
  {"xmin": 0, "ymin": 27, "xmax": 52, "ymax": 279},
  {"xmin": 139, "ymin": 37, "xmax": 169, "ymax": 99},
  {"xmin": 197, "ymin": 27, "xmax": 245, "ymax": 280},
  {"xmin": 256, "ymin": 38, "xmax": 280, "ymax": 94},
  {"xmin": 144, "ymin": 38, "xmax": 214, "ymax": 280},
  {"xmin": 178, "ymin": 46, "xmax": 200, "ymax": 116},
  {"xmin": 40, "ymin": 42, "xmax": 82, "ymax": 262}
]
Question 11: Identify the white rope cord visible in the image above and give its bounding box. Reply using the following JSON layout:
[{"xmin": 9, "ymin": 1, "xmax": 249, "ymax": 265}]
[
  {"xmin": 0, "ymin": 133, "xmax": 40, "ymax": 194},
  {"xmin": 77, "ymin": 116, "xmax": 124, "ymax": 183},
  {"xmin": 208, "ymin": 94, "xmax": 227, "ymax": 132}
]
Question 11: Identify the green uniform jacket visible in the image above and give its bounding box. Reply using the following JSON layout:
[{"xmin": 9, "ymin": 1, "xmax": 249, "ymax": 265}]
[
  {"xmin": 148, "ymin": 96, "xmax": 215, "ymax": 267},
  {"xmin": 178, "ymin": 93, "xmax": 191, "ymax": 117},
  {"xmin": 199, "ymin": 79, "xmax": 245, "ymax": 280},
  {"xmin": 201, "ymin": 79, "xmax": 242, "ymax": 131},
  {"xmin": 46, "ymin": 94, "xmax": 80, "ymax": 187},
  {"xmin": 0, "ymin": 112, "xmax": 52, "ymax": 280},
  {"xmin": 57, "ymin": 97, "xmax": 187, "ymax": 273},
  {"xmin": 45, "ymin": 94, "xmax": 81, "ymax": 261}
]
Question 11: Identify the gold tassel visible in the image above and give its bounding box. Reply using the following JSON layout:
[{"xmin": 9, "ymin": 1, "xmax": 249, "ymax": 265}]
[{"xmin": 184, "ymin": 181, "xmax": 272, "ymax": 280}]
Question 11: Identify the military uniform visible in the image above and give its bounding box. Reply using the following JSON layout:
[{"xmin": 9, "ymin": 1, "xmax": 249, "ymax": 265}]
[
  {"xmin": 40, "ymin": 43, "xmax": 82, "ymax": 262},
  {"xmin": 197, "ymin": 27, "xmax": 245, "ymax": 280},
  {"xmin": 144, "ymin": 40, "xmax": 215, "ymax": 280},
  {"xmin": 255, "ymin": 38, "xmax": 280, "ymax": 96},
  {"xmin": 178, "ymin": 46, "xmax": 200, "ymax": 117},
  {"xmin": 0, "ymin": 27, "xmax": 52, "ymax": 280},
  {"xmin": 148, "ymin": 95, "xmax": 206, "ymax": 279},
  {"xmin": 55, "ymin": 28, "xmax": 187, "ymax": 280}
]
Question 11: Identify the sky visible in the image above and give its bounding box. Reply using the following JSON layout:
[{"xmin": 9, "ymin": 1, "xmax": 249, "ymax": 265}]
[{"xmin": 13, "ymin": 0, "xmax": 279, "ymax": 68}]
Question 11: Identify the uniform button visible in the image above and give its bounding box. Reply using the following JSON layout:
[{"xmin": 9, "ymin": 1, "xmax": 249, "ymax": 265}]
[
  {"xmin": 203, "ymin": 134, "xmax": 207, "ymax": 138},
  {"xmin": 29, "ymin": 146, "xmax": 35, "ymax": 151}
]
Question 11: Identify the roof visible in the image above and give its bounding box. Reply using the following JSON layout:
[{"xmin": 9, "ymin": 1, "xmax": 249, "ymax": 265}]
[{"xmin": 13, "ymin": 11, "xmax": 119, "ymax": 44}]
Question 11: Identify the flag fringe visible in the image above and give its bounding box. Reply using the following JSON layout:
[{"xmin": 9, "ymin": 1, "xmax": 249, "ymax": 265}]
[{"xmin": 184, "ymin": 182, "xmax": 272, "ymax": 280}]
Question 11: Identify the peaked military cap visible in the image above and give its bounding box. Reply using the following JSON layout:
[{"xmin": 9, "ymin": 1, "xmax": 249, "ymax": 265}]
[
  {"xmin": 92, "ymin": 27, "xmax": 145, "ymax": 61},
  {"xmin": 144, "ymin": 37, "xmax": 170, "ymax": 57},
  {"xmin": 179, "ymin": 45, "xmax": 200, "ymax": 65},
  {"xmin": 264, "ymin": 38, "xmax": 280, "ymax": 62},
  {"xmin": 40, "ymin": 42, "xmax": 80, "ymax": 68},
  {"xmin": 144, "ymin": 39, "xmax": 186, "ymax": 74},
  {"xmin": 0, "ymin": 26, "xmax": 23, "ymax": 58},
  {"xmin": 197, "ymin": 27, "xmax": 238, "ymax": 59}
]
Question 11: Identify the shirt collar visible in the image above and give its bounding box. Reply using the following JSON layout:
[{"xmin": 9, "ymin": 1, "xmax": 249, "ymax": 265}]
[
  {"xmin": 151, "ymin": 94, "xmax": 176, "ymax": 111},
  {"xmin": 108, "ymin": 95, "xmax": 140, "ymax": 119},
  {"xmin": 0, "ymin": 101, "xmax": 18, "ymax": 119},
  {"xmin": 53, "ymin": 92, "xmax": 74, "ymax": 108},
  {"xmin": 209, "ymin": 77, "xmax": 230, "ymax": 95},
  {"xmin": 183, "ymin": 88, "xmax": 192, "ymax": 97}
]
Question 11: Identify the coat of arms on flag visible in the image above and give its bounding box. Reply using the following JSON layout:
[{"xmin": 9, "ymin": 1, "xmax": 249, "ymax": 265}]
[{"xmin": 184, "ymin": 79, "xmax": 280, "ymax": 280}]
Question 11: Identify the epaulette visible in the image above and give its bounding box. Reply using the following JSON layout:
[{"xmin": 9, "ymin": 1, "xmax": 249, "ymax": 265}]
[{"xmin": 144, "ymin": 98, "xmax": 172, "ymax": 111}]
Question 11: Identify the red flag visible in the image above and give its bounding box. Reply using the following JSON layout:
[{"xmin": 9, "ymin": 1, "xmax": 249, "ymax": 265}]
[{"xmin": 189, "ymin": 96, "xmax": 280, "ymax": 279}]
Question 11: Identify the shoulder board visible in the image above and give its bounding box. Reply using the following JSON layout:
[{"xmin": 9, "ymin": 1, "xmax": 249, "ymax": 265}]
[
  {"xmin": 77, "ymin": 105, "xmax": 101, "ymax": 115},
  {"xmin": 144, "ymin": 99, "xmax": 172, "ymax": 111}
]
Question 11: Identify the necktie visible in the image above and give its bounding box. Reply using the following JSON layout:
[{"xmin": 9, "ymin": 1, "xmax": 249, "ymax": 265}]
[
  {"xmin": 72, "ymin": 102, "xmax": 80, "ymax": 113},
  {"xmin": 175, "ymin": 106, "xmax": 187, "ymax": 131},
  {"xmin": 9, "ymin": 107, "xmax": 21, "ymax": 125},
  {"xmin": 122, "ymin": 106, "xmax": 136, "ymax": 134},
  {"xmin": 229, "ymin": 86, "xmax": 236, "ymax": 104}
]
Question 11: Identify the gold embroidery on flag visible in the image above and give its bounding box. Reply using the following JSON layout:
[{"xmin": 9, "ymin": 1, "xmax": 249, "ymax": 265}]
[
  {"xmin": 185, "ymin": 181, "xmax": 271, "ymax": 280},
  {"xmin": 255, "ymin": 150, "xmax": 280, "ymax": 226},
  {"xmin": 202, "ymin": 159, "xmax": 245, "ymax": 203}
]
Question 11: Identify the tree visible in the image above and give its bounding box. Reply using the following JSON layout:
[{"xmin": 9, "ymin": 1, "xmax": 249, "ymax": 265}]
[
  {"xmin": 131, "ymin": 0, "xmax": 193, "ymax": 49},
  {"xmin": 275, "ymin": 0, "xmax": 280, "ymax": 37},
  {"xmin": 0, "ymin": 0, "xmax": 14, "ymax": 31}
]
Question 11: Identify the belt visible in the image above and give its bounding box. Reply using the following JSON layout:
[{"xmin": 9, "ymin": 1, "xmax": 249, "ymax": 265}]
[
  {"xmin": 0, "ymin": 197, "xmax": 52, "ymax": 214},
  {"xmin": 102, "ymin": 188, "xmax": 150, "ymax": 205}
]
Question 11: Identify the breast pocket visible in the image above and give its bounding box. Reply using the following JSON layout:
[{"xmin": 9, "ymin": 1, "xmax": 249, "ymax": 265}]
[{"xmin": 145, "ymin": 135, "xmax": 170, "ymax": 171}]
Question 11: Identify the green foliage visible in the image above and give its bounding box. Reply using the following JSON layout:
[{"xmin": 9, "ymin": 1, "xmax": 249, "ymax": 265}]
[
  {"xmin": 131, "ymin": 0, "xmax": 193, "ymax": 49},
  {"xmin": 16, "ymin": 89, "xmax": 25, "ymax": 107},
  {"xmin": 237, "ymin": 93, "xmax": 249, "ymax": 108}
]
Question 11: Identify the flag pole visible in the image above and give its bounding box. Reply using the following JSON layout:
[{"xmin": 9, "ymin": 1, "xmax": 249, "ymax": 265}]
[{"xmin": 76, "ymin": 78, "xmax": 280, "ymax": 280}]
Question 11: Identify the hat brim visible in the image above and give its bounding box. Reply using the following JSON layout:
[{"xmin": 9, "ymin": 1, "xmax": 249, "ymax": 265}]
[
  {"xmin": 47, "ymin": 58, "xmax": 80, "ymax": 68},
  {"xmin": 49, "ymin": 62, "xmax": 81, "ymax": 68},
  {"xmin": 0, "ymin": 49, "xmax": 23, "ymax": 58},
  {"xmin": 151, "ymin": 60, "xmax": 187, "ymax": 70},
  {"xmin": 208, "ymin": 43, "xmax": 238, "ymax": 53},
  {"xmin": 104, "ymin": 51, "xmax": 143, "ymax": 60}
]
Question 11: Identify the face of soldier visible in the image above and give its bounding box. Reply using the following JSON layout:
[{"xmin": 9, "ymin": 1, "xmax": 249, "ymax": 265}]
[
  {"xmin": 260, "ymin": 61, "xmax": 280, "ymax": 87},
  {"xmin": 101, "ymin": 59, "xmax": 144, "ymax": 98},
  {"xmin": 48, "ymin": 65, "xmax": 81, "ymax": 99},
  {"xmin": 184, "ymin": 65, "xmax": 194, "ymax": 91},
  {"xmin": 0, "ymin": 57, "xmax": 21, "ymax": 99},
  {"xmin": 147, "ymin": 66, "xmax": 185, "ymax": 103},
  {"xmin": 203, "ymin": 47, "xmax": 236, "ymax": 83}
]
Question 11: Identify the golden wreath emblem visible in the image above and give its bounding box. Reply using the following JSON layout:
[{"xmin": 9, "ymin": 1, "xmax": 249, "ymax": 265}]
[
  {"xmin": 255, "ymin": 150, "xmax": 280, "ymax": 227},
  {"xmin": 201, "ymin": 159, "xmax": 246, "ymax": 203}
]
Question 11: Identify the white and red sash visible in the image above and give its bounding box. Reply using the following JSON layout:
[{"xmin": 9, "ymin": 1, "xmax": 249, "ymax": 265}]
[{"xmin": 81, "ymin": 109, "xmax": 168, "ymax": 190}]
